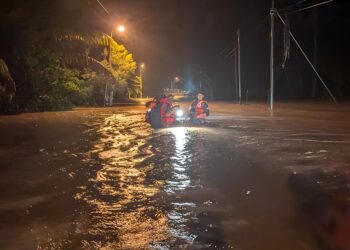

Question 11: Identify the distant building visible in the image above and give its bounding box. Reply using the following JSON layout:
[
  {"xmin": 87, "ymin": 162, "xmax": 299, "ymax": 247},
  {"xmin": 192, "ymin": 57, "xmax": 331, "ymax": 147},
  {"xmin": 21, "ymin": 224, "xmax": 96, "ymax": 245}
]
[{"xmin": 163, "ymin": 88, "xmax": 189, "ymax": 97}]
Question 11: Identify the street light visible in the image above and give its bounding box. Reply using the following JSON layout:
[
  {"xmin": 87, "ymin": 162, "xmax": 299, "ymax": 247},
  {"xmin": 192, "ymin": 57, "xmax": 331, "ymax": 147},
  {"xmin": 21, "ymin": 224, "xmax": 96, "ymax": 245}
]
[
  {"xmin": 117, "ymin": 25, "xmax": 125, "ymax": 33},
  {"xmin": 171, "ymin": 76, "xmax": 180, "ymax": 89},
  {"xmin": 109, "ymin": 24, "xmax": 126, "ymax": 62},
  {"xmin": 105, "ymin": 24, "xmax": 127, "ymax": 106},
  {"xmin": 111, "ymin": 24, "xmax": 126, "ymax": 38},
  {"xmin": 139, "ymin": 63, "xmax": 145, "ymax": 98}
]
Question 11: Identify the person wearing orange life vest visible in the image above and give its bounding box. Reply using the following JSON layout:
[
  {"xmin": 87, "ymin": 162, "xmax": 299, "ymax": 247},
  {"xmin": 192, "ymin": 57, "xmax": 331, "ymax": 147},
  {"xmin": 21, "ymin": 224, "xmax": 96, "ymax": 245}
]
[
  {"xmin": 145, "ymin": 96, "xmax": 159, "ymax": 123},
  {"xmin": 189, "ymin": 92, "xmax": 209, "ymax": 124},
  {"xmin": 159, "ymin": 94, "xmax": 177, "ymax": 126}
]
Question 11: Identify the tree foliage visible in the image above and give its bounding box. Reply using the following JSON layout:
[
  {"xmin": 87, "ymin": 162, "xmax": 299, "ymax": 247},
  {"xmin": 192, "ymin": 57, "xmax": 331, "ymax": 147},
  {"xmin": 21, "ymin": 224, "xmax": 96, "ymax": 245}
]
[
  {"xmin": 0, "ymin": 0, "xmax": 142, "ymax": 112},
  {"xmin": 0, "ymin": 58, "xmax": 16, "ymax": 112},
  {"xmin": 0, "ymin": 32, "xmax": 140, "ymax": 112}
]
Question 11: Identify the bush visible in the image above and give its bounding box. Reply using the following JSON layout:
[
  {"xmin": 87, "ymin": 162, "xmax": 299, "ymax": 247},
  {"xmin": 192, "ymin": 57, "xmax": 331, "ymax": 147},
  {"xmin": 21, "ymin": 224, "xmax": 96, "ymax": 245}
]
[{"xmin": 25, "ymin": 46, "xmax": 98, "ymax": 111}]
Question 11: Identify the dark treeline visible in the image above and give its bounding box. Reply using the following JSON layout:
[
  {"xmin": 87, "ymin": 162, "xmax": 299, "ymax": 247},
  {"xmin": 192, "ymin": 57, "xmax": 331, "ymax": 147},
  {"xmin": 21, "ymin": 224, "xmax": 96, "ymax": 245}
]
[{"xmin": 0, "ymin": 0, "xmax": 141, "ymax": 114}]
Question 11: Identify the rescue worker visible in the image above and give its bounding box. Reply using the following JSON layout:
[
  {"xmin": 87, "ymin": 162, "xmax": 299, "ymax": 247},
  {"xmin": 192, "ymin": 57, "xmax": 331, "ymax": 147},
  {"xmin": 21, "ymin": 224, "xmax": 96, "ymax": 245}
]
[
  {"xmin": 159, "ymin": 94, "xmax": 177, "ymax": 127},
  {"xmin": 145, "ymin": 96, "xmax": 158, "ymax": 123},
  {"xmin": 189, "ymin": 92, "xmax": 209, "ymax": 124}
]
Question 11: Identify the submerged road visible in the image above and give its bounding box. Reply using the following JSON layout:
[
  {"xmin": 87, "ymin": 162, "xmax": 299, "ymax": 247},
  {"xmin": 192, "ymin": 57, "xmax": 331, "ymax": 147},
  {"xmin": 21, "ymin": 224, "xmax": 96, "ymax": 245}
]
[{"xmin": 0, "ymin": 102, "xmax": 349, "ymax": 249}]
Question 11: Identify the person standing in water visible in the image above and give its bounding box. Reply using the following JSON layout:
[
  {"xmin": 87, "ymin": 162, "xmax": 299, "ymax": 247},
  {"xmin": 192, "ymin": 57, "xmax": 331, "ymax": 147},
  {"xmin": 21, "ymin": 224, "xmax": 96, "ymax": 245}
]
[{"xmin": 189, "ymin": 92, "xmax": 209, "ymax": 124}]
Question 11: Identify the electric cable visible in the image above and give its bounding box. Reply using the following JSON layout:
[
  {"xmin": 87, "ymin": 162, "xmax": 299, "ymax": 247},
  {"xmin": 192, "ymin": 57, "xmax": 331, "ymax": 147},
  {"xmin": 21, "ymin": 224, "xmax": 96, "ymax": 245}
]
[
  {"xmin": 95, "ymin": 0, "xmax": 110, "ymax": 15},
  {"xmin": 225, "ymin": 15, "xmax": 268, "ymax": 58},
  {"xmin": 278, "ymin": 0, "xmax": 307, "ymax": 12},
  {"xmin": 276, "ymin": 10, "xmax": 337, "ymax": 103},
  {"xmin": 281, "ymin": 0, "xmax": 333, "ymax": 15}
]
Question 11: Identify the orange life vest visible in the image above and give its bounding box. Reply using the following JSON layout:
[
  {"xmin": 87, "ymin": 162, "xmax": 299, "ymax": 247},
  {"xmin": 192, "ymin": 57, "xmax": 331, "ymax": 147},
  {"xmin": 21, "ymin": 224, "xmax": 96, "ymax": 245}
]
[
  {"xmin": 195, "ymin": 100, "xmax": 206, "ymax": 114},
  {"xmin": 159, "ymin": 97, "xmax": 175, "ymax": 124}
]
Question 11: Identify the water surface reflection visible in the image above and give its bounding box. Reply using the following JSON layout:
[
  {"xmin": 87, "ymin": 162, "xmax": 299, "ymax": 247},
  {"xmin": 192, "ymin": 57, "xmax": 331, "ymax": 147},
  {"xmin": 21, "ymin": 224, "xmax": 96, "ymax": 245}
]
[
  {"xmin": 165, "ymin": 127, "xmax": 192, "ymax": 193},
  {"xmin": 77, "ymin": 114, "xmax": 201, "ymax": 249},
  {"xmin": 164, "ymin": 127, "xmax": 198, "ymax": 246},
  {"xmin": 78, "ymin": 113, "xmax": 169, "ymax": 249}
]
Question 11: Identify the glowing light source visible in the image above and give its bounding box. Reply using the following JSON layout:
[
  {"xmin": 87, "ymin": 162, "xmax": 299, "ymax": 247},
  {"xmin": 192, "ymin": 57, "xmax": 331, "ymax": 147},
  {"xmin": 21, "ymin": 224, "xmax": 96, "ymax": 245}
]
[
  {"xmin": 118, "ymin": 25, "xmax": 125, "ymax": 33},
  {"xmin": 176, "ymin": 109, "xmax": 184, "ymax": 117}
]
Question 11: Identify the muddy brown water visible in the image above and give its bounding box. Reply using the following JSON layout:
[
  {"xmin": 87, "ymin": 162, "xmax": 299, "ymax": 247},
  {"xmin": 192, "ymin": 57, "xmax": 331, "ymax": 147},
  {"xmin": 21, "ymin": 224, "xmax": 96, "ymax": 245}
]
[{"xmin": 0, "ymin": 104, "xmax": 349, "ymax": 249}]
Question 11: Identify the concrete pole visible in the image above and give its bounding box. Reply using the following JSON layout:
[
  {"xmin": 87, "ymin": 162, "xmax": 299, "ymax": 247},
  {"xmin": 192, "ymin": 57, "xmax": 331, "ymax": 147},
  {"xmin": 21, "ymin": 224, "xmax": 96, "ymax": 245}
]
[
  {"xmin": 234, "ymin": 51, "xmax": 238, "ymax": 100},
  {"xmin": 237, "ymin": 29, "xmax": 242, "ymax": 104},
  {"xmin": 312, "ymin": 5, "xmax": 318, "ymax": 97},
  {"xmin": 104, "ymin": 82, "xmax": 108, "ymax": 107},
  {"xmin": 139, "ymin": 67, "xmax": 143, "ymax": 98},
  {"xmin": 270, "ymin": 1, "xmax": 276, "ymax": 111}
]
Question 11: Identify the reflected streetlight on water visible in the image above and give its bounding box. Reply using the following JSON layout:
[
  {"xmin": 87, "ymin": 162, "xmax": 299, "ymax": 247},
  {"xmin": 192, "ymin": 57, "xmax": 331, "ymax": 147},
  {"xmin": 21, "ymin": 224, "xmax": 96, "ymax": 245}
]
[
  {"xmin": 164, "ymin": 127, "xmax": 197, "ymax": 245},
  {"xmin": 166, "ymin": 127, "xmax": 191, "ymax": 193}
]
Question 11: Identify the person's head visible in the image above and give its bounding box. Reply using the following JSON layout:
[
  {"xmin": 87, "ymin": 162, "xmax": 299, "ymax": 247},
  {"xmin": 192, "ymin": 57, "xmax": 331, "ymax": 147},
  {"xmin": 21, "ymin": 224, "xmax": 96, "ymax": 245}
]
[{"xmin": 197, "ymin": 92, "xmax": 204, "ymax": 101}]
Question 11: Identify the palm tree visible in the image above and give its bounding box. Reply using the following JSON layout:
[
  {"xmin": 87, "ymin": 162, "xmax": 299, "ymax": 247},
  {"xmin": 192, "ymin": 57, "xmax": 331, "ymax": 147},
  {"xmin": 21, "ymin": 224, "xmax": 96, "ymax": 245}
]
[{"xmin": 0, "ymin": 58, "xmax": 16, "ymax": 104}]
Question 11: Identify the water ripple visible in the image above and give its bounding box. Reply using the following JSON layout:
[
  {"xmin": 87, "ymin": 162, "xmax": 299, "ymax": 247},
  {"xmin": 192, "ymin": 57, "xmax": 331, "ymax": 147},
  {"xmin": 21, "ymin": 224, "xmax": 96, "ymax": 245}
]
[{"xmin": 77, "ymin": 113, "xmax": 200, "ymax": 249}]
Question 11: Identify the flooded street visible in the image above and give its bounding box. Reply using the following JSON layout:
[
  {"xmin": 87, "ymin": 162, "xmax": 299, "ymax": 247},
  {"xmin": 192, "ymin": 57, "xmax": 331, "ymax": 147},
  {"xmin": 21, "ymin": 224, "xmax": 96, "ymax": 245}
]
[{"xmin": 0, "ymin": 103, "xmax": 349, "ymax": 249}]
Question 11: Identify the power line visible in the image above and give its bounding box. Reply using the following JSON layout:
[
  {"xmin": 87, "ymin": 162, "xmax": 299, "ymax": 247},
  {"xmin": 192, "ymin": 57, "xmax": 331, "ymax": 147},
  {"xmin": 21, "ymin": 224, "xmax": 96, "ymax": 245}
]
[
  {"xmin": 95, "ymin": 0, "xmax": 110, "ymax": 15},
  {"xmin": 275, "ymin": 10, "xmax": 337, "ymax": 103},
  {"xmin": 219, "ymin": 32, "xmax": 238, "ymax": 57},
  {"xmin": 278, "ymin": 0, "xmax": 307, "ymax": 12},
  {"xmin": 225, "ymin": 16, "xmax": 268, "ymax": 58},
  {"xmin": 282, "ymin": 0, "xmax": 333, "ymax": 15}
]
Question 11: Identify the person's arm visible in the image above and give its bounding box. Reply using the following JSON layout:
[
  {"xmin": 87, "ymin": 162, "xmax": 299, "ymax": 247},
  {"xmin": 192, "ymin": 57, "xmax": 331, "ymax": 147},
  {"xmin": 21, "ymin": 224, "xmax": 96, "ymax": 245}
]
[
  {"xmin": 192, "ymin": 100, "xmax": 199, "ymax": 107},
  {"xmin": 202, "ymin": 102, "xmax": 209, "ymax": 116},
  {"xmin": 189, "ymin": 100, "xmax": 196, "ymax": 112}
]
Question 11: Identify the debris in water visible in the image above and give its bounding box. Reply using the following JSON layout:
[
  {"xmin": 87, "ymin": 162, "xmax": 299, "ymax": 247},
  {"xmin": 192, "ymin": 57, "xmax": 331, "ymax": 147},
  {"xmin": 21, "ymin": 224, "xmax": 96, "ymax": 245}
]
[{"xmin": 203, "ymin": 200, "xmax": 213, "ymax": 206}]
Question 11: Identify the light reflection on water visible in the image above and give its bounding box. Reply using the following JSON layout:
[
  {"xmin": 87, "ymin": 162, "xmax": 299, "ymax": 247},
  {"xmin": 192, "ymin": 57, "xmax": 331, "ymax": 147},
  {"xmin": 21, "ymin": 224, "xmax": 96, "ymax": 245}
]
[
  {"xmin": 77, "ymin": 113, "xmax": 169, "ymax": 249},
  {"xmin": 164, "ymin": 127, "xmax": 198, "ymax": 246},
  {"xmin": 77, "ymin": 114, "xmax": 198, "ymax": 249},
  {"xmin": 165, "ymin": 127, "xmax": 191, "ymax": 193}
]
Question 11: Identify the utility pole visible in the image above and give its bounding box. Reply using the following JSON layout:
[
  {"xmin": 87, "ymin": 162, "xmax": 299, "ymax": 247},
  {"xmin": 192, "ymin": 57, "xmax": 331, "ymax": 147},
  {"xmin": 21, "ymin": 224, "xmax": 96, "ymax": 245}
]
[
  {"xmin": 139, "ymin": 68, "xmax": 143, "ymax": 98},
  {"xmin": 312, "ymin": 4, "xmax": 318, "ymax": 97},
  {"xmin": 237, "ymin": 29, "xmax": 242, "ymax": 104},
  {"xmin": 139, "ymin": 64, "xmax": 144, "ymax": 98},
  {"xmin": 270, "ymin": 1, "xmax": 276, "ymax": 111},
  {"xmin": 233, "ymin": 50, "xmax": 238, "ymax": 100}
]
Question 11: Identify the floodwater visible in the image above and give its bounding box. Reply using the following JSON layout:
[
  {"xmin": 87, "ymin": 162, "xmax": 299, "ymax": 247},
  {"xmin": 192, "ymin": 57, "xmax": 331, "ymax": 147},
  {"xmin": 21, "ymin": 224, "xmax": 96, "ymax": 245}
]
[{"xmin": 0, "ymin": 103, "xmax": 349, "ymax": 250}]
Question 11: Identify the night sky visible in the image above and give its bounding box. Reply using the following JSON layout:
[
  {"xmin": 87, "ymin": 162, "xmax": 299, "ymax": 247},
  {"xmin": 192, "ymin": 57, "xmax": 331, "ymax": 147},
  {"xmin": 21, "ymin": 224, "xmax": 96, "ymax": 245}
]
[
  {"xmin": 96, "ymin": 0, "xmax": 350, "ymax": 100},
  {"xmin": 101, "ymin": 0, "xmax": 271, "ymax": 98},
  {"xmin": 1, "ymin": 0, "xmax": 349, "ymax": 100}
]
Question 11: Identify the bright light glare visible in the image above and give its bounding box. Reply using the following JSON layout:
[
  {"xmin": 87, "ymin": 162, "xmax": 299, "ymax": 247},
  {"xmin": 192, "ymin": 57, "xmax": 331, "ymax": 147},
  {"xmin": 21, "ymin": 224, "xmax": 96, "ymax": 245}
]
[
  {"xmin": 118, "ymin": 25, "xmax": 125, "ymax": 32},
  {"xmin": 140, "ymin": 63, "xmax": 145, "ymax": 68},
  {"xmin": 176, "ymin": 109, "xmax": 184, "ymax": 117}
]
